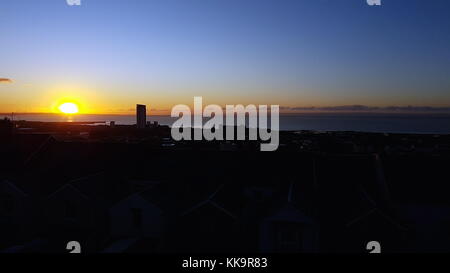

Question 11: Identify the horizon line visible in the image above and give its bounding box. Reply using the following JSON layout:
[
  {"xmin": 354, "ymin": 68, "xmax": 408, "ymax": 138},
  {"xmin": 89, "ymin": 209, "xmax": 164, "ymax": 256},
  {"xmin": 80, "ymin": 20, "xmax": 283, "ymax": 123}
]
[{"xmin": 3, "ymin": 104, "xmax": 450, "ymax": 116}]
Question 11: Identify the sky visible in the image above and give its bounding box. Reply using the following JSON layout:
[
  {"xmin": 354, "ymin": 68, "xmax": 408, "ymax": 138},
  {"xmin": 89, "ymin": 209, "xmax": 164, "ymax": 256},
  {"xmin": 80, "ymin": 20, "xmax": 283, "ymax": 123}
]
[{"xmin": 1, "ymin": 0, "xmax": 450, "ymax": 114}]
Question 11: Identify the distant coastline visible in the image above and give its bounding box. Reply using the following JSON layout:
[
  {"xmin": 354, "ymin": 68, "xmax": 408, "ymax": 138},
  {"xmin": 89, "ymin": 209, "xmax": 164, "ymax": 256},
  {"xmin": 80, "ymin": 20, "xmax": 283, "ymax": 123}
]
[{"xmin": 3, "ymin": 112, "xmax": 450, "ymax": 135}]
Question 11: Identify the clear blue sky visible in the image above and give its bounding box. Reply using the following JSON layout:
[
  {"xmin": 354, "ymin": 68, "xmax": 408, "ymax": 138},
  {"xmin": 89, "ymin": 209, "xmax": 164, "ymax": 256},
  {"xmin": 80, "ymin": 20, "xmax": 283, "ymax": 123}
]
[{"xmin": 1, "ymin": 0, "xmax": 450, "ymax": 113}]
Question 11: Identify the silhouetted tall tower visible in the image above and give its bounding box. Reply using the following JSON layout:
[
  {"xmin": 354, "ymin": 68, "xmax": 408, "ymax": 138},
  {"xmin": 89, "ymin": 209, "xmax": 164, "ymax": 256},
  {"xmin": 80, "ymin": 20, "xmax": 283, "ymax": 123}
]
[{"xmin": 136, "ymin": 104, "xmax": 146, "ymax": 129}]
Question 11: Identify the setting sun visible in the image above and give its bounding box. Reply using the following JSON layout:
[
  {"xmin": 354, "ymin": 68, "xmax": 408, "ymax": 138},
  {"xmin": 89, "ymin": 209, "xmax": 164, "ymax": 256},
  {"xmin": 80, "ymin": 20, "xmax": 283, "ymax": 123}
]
[{"xmin": 58, "ymin": 102, "xmax": 79, "ymax": 114}]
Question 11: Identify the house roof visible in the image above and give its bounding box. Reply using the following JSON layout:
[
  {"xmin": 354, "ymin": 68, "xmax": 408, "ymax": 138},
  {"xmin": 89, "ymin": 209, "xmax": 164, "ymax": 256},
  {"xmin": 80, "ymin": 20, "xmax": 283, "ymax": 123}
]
[
  {"xmin": 181, "ymin": 183, "xmax": 240, "ymax": 219},
  {"xmin": 44, "ymin": 172, "xmax": 132, "ymax": 205},
  {"xmin": 315, "ymin": 154, "xmax": 394, "ymax": 225},
  {"xmin": 13, "ymin": 133, "xmax": 55, "ymax": 165},
  {"xmin": 0, "ymin": 180, "xmax": 28, "ymax": 197},
  {"xmin": 265, "ymin": 203, "xmax": 316, "ymax": 225}
]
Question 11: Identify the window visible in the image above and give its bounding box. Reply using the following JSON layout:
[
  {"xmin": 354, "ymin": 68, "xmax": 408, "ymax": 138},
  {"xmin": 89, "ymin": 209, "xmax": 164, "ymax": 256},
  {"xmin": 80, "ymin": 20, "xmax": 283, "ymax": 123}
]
[
  {"xmin": 0, "ymin": 194, "xmax": 14, "ymax": 216},
  {"xmin": 275, "ymin": 222, "xmax": 303, "ymax": 252},
  {"xmin": 64, "ymin": 200, "xmax": 77, "ymax": 219},
  {"xmin": 131, "ymin": 208, "xmax": 143, "ymax": 228}
]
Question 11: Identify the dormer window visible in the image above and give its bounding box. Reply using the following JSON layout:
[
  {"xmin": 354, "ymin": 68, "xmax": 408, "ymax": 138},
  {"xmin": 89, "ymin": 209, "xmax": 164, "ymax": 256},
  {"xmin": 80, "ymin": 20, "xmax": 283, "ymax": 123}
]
[{"xmin": 131, "ymin": 208, "xmax": 143, "ymax": 228}]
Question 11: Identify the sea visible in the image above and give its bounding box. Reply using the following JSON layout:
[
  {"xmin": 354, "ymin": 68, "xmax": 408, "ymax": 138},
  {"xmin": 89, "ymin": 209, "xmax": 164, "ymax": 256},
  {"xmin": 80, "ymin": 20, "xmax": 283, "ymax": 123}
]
[{"xmin": 3, "ymin": 113, "xmax": 450, "ymax": 135}]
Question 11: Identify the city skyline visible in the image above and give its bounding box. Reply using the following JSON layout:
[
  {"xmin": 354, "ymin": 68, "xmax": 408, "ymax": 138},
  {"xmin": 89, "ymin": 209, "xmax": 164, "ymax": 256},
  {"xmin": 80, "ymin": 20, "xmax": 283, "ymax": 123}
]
[{"xmin": 1, "ymin": 0, "xmax": 450, "ymax": 114}]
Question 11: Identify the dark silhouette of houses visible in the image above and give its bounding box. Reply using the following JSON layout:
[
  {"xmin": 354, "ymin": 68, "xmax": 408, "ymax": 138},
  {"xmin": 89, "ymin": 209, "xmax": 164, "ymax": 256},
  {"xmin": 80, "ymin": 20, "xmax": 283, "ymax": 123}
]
[
  {"xmin": 2, "ymin": 125, "xmax": 450, "ymax": 253},
  {"xmin": 0, "ymin": 180, "xmax": 32, "ymax": 247}
]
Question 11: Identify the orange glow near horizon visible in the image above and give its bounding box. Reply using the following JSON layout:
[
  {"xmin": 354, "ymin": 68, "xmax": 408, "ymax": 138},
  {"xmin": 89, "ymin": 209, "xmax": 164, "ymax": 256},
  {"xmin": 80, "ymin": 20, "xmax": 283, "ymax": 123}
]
[{"xmin": 2, "ymin": 82, "xmax": 450, "ymax": 115}]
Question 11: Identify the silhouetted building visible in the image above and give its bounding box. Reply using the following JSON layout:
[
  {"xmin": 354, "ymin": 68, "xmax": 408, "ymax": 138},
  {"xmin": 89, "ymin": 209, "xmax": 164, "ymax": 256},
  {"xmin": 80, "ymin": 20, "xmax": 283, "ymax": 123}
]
[
  {"xmin": 147, "ymin": 121, "xmax": 159, "ymax": 128},
  {"xmin": 0, "ymin": 118, "xmax": 13, "ymax": 136},
  {"xmin": 136, "ymin": 104, "xmax": 146, "ymax": 129}
]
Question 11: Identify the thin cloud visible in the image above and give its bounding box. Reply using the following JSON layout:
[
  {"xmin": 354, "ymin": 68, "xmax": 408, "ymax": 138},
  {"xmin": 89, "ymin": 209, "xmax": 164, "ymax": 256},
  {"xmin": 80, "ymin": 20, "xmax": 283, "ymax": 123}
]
[
  {"xmin": 281, "ymin": 105, "xmax": 450, "ymax": 113},
  {"xmin": 0, "ymin": 78, "xmax": 13, "ymax": 84}
]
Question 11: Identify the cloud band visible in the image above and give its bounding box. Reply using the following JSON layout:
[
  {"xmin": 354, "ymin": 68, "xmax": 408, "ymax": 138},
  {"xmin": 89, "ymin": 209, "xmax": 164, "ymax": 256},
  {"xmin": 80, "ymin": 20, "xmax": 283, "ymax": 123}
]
[{"xmin": 0, "ymin": 78, "xmax": 13, "ymax": 84}]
